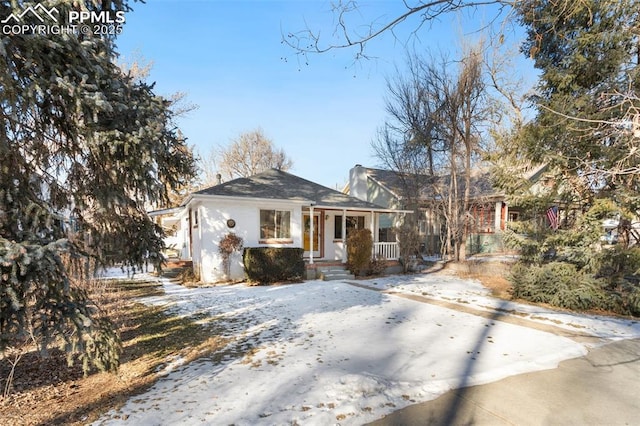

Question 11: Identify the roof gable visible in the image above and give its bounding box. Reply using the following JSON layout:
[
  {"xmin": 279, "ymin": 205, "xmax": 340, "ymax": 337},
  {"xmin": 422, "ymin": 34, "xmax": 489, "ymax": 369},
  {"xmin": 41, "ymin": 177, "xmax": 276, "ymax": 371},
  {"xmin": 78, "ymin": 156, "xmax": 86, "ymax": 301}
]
[{"xmin": 365, "ymin": 168, "xmax": 435, "ymax": 199}]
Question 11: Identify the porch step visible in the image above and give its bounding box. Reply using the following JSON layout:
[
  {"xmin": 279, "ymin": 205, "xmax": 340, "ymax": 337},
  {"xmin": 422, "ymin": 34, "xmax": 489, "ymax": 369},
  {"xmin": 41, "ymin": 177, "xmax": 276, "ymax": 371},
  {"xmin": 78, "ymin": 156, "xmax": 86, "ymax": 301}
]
[
  {"xmin": 161, "ymin": 259, "xmax": 193, "ymax": 279},
  {"xmin": 164, "ymin": 259, "xmax": 193, "ymax": 269},
  {"xmin": 316, "ymin": 265, "xmax": 355, "ymax": 281},
  {"xmin": 161, "ymin": 260, "xmax": 193, "ymax": 279},
  {"xmin": 161, "ymin": 267, "xmax": 188, "ymax": 279}
]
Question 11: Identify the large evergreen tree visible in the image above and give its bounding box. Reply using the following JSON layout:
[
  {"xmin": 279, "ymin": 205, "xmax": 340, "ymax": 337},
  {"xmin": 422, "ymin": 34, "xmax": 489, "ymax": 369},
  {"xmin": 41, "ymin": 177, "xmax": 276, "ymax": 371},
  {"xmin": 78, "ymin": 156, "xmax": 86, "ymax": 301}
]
[
  {"xmin": 495, "ymin": 0, "xmax": 639, "ymax": 243},
  {"xmin": 517, "ymin": 0, "xmax": 639, "ymax": 211},
  {"xmin": 506, "ymin": 1, "xmax": 640, "ymax": 244},
  {"xmin": 497, "ymin": 0, "xmax": 640, "ymax": 315},
  {"xmin": 1, "ymin": 0, "xmax": 196, "ymax": 371}
]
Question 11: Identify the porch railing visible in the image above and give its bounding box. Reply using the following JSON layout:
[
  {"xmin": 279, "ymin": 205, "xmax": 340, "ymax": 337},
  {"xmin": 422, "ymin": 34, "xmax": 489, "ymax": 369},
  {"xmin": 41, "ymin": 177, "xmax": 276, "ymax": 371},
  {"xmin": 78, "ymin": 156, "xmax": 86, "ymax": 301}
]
[{"xmin": 374, "ymin": 242, "xmax": 399, "ymax": 260}]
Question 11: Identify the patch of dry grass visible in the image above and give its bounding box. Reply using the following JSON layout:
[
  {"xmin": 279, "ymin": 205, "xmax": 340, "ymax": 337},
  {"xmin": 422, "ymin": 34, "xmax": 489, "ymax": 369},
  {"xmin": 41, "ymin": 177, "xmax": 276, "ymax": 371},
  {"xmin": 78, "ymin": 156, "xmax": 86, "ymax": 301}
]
[
  {"xmin": 467, "ymin": 273, "xmax": 513, "ymax": 299},
  {"xmin": 0, "ymin": 277, "xmax": 230, "ymax": 426},
  {"xmin": 440, "ymin": 259, "xmax": 514, "ymax": 299}
]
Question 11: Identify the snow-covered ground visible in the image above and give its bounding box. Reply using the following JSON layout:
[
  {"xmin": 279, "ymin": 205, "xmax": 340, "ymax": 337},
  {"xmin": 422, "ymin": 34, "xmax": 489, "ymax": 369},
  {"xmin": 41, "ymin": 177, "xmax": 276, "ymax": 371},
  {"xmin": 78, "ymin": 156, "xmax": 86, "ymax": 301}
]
[
  {"xmin": 95, "ymin": 271, "xmax": 640, "ymax": 426},
  {"xmin": 362, "ymin": 274, "xmax": 640, "ymax": 341}
]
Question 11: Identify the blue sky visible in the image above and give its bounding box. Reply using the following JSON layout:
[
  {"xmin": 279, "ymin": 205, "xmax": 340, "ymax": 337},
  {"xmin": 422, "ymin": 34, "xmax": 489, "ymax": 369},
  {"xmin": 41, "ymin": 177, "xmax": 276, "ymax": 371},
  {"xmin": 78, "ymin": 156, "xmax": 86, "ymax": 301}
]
[{"xmin": 117, "ymin": 1, "xmax": 527, "ymax": 188}]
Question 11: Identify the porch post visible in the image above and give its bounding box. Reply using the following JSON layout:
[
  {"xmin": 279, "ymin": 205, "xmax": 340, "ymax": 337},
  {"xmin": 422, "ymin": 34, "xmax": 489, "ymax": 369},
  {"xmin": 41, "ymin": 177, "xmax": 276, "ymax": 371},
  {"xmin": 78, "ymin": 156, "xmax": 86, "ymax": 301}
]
[
  {"xmin": 309, "ymin": 205, "xmax": 314, "ymax": 265},
  {"xmin": 496, "ymin": 201, "xmax": 505, "ymax": 231},
  {"xmin": 370, "ymin": 210, "xmax": 375, "ymax": 259},
  {"xmin": 341, "ymin": 209, "xmax": 347, "ymax": 263}
]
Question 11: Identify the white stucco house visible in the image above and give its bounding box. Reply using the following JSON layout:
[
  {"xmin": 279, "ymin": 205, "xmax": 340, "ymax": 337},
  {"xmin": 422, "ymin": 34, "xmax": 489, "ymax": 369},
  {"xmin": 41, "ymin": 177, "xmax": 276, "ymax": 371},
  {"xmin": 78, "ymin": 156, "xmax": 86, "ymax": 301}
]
[{"xmin": 150, "ymin": 169, "xmax": 407, "ymax": 282}]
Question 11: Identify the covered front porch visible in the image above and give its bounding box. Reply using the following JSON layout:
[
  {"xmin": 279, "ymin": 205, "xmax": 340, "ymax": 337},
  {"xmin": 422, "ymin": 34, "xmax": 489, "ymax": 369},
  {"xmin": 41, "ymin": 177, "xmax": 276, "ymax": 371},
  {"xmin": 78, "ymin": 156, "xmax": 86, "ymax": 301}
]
[{"xmin": 301, "ymin": 205, "xmax": 405, "ymax": 266}]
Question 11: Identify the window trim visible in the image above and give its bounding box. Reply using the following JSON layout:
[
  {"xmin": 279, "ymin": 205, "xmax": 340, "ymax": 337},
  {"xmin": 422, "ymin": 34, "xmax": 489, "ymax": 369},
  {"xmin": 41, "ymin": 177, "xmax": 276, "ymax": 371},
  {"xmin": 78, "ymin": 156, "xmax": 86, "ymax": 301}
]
[{"xmin": 259, "ymin": 209, "xmax": 293, "ymax": 244}]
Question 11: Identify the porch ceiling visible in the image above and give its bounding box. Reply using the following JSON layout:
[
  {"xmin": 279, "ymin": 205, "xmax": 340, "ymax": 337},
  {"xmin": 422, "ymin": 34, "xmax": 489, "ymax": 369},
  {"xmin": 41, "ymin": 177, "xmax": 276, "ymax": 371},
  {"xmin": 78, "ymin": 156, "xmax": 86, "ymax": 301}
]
[{"xmin": 305, "ymin": 205, "xmax": 413, "ymax": 214}]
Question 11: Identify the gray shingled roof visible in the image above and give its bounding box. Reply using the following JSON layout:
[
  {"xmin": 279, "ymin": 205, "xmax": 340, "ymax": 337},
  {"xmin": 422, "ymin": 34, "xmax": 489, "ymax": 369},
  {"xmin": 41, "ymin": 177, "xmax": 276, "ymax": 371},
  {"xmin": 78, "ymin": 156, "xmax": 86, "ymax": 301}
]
[
  {"xmin": 191, "ymin": 169, "xmax": 397, "ymax": 211},
  {"xmin": 364, "ymin": 167, "xmax": 499, "ymax": 200},
  {"xmin": 364, "ymin": 168, "xmax": 435, "ymax": 198}
]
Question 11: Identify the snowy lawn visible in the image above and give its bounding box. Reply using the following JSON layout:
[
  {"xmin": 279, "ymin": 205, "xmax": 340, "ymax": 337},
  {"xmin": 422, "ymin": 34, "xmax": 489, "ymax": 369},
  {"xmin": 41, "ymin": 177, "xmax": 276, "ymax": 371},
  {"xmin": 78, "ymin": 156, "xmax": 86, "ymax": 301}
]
[{"xmin": 95, "ymin": 273, "xmax": 640, "ymax": 425}]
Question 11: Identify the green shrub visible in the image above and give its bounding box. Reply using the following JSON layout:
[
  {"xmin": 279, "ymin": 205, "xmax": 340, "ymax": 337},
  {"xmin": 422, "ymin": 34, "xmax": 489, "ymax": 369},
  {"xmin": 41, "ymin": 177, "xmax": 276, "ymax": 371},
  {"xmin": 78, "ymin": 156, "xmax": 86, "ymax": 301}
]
[
  {"xmin": 595, "ymin": 247, "xmax": 640, "ymax": 286},
  {"xmin": 243, "ymin": 247, "xmax": 304, "ymax": 284},
  {"xmin": 550, "ymin": 283, "xmax": 606, "ymax": 311},
  {"xmin": 510, "ymin": 259, "xmax": 640, "ymax": 316},
  {"xmin": 346, "ymin": 229, "xmax": 373, "ymax": 276},
  {"xmin": 626, "ymin": 286, "xmax": 640, "ymax": 316},
  {"xmin": 509, "ymin": 262, "xmax": 607, "ymax": 311},
  {"xmin": 502, "ymin": 229, "xmax": 542, "ymax": 264}
]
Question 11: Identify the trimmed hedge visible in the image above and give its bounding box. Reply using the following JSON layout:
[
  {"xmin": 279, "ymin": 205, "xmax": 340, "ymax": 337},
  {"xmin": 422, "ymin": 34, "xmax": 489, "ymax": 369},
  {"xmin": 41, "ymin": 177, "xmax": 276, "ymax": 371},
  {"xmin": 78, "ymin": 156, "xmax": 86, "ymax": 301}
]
[{"xmin": 243, "ymin": 247, "xmax": 305, "ymax": 284}]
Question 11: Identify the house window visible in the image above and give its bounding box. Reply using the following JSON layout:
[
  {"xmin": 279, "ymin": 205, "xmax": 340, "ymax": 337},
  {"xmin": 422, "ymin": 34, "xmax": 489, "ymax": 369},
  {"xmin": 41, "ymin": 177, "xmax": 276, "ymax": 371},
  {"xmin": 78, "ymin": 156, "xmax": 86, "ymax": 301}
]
[
  {"xmin": 334, "ymin": 215, "xmax": 365, "ymax": 239},
  {"xmin": 260, "ymin": 209, "xmax": 291, "ymax": 241},
  {"xmin": 378, "ymin": 213, "xmax": 396, "ymax": 242},
  {"xmin": 191, "ymin": 209, "xmax": 198, "ymax": 228},
  {"xmin": 378, "ymin": 227, "xmax": 396, "ymax": 243}
]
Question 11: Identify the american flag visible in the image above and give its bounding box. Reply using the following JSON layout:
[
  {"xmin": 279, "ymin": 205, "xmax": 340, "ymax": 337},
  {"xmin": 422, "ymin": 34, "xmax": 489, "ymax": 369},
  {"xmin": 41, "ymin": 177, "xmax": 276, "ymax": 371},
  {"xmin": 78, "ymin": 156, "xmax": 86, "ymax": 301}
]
[{"xmin": 546, "ymin": 206, "xmax": 559, "ymax": 230}]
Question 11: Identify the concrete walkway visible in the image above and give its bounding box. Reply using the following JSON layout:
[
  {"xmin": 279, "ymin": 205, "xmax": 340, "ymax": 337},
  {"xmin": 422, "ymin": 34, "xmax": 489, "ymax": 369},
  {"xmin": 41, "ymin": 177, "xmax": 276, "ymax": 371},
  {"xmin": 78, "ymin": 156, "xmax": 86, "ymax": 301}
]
[{"xmin": 367, "ymin": 326, "xmax": 640, "ymax": 426}]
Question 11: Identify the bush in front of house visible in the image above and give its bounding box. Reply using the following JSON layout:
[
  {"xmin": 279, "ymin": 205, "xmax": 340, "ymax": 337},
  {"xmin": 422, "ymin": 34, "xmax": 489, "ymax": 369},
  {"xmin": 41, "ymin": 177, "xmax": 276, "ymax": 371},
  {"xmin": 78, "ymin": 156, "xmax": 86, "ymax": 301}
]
[
  {"xmin": 396, "ymin": 222, "xmax": 422, "ymax": 273},
  {"xmin": 502, "ymin": 198, "xmax": 640, "ymax": 316},
  {"xmin": 367, "ymin": 254, "xmax": 388, "ymax": 276},
  {"xmin": 594, "ymin": 246, "xmax": 640, "ymax": 286},
  {"xmin": 508, "ymin": 244, "xmax": 640, "ymax": 317},
  {"xmin": 219, "ymin": 233, "xmax": 244, "ymax": 281},
  {"xmin": 243, "ymin": 247, "xmax": 305, "ymax": 284},
  {"xmin": 346, "ymin": 228, "xmax": 373, "ymax": 276},
  {"xmin": 509, "ymin": 262, "xmax": 620, "ymax": 313}
]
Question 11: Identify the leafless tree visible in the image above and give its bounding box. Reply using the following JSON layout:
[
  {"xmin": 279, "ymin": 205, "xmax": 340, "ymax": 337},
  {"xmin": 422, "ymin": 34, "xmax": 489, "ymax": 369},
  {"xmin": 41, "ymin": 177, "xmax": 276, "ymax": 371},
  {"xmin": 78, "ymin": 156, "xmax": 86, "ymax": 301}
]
[
  {"xmin": 374, "ymin": 44, "xmax": 493, "ymax": 261},
  {"xmin": 198, "ymin": 147, "xmax": 220, "ymax": 188},
  {"xmin": 213, "ymin": 128, "xmax": 294, "ymax": 181}
]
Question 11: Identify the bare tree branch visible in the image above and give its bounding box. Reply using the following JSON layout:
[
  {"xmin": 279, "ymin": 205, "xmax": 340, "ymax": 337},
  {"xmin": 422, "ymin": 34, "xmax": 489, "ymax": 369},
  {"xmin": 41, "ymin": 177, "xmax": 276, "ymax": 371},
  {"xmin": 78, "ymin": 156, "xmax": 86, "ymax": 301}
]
[{"xmin": 283, "ymin": 0, "xmax": 515, "ymax": 62}]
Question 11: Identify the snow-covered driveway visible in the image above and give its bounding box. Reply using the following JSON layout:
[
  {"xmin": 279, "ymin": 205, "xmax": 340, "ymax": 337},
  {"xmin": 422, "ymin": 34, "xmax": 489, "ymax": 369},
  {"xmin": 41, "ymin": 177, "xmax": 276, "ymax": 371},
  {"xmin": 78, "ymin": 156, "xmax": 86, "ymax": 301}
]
[{"xmin": 96, "ymin": 273, "xmax": 640, "ymax": 425}]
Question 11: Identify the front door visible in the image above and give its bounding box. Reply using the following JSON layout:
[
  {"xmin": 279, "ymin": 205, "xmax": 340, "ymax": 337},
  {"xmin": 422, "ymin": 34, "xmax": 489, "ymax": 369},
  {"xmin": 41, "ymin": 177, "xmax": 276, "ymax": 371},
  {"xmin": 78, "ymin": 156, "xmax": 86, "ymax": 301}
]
[{"xmin": 303, "ymin": 213, "xmax": 321, "ymax": 257}]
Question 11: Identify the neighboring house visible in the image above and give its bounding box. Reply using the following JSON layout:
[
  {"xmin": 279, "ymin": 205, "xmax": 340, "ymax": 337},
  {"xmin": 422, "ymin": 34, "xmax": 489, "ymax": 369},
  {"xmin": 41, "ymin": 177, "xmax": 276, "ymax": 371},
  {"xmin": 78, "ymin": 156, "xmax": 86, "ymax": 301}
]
[
  {"xmin": 150, "ymin": 169, "xmax": 407, "ymax": 282},
  {"xmin": 148, "ymin": 206, "xmax": 186, "ymax": 259},
  {"xmin": 346, "ymin": 164, "xmax": 548, "ymax": 256}
]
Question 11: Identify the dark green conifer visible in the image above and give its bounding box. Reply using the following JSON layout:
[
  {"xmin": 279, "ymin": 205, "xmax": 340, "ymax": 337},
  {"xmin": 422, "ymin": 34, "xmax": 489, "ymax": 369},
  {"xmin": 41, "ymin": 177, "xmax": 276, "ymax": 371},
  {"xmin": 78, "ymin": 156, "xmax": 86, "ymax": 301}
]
[{"xmin": 1, "ymin": 0, "xmax": 196, "ymax": 373}]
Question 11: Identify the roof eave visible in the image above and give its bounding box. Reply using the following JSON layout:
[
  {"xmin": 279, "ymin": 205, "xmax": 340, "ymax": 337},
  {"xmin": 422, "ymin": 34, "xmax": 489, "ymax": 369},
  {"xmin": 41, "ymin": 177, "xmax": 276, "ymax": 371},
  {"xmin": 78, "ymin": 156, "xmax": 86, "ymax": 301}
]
[
  {"xmin": 148, "ymin": 206, "xmax": 185, "ymax": 217},
  {"xmin": 184, "ymin": 193, "xmax": 313, "ymax": 206},
  {"xmin": 311, "ymin": 204, "xmax": 413, "ymax": 214}
]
